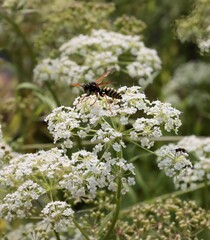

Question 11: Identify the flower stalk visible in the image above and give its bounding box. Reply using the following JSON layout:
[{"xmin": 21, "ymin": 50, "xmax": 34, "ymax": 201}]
[
  {"xmin": 103, "ymin": 177, "xmax": 122, "ymax": 240},
  {"xmin": 72, "ymin": 218, "xmax": 90, "ymax": 240}
]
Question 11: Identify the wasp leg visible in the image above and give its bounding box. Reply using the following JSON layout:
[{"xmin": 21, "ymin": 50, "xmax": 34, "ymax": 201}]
[
  {"xmin": 103, "ymin": 94, "xmax": 113, "ymax": 113},
  {"xmin": 73, "ymin": 93, "xmax": 91, "ymax": 110},
  {"xmin": 79, "ymin": 93, "xmax": 91, "ymax": 103},
  {"xmin": 90, "ymin": 92, "xmax": 98, "ymax": 106}
]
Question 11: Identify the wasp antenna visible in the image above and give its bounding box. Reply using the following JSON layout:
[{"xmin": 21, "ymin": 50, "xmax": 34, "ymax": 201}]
[{"xmin": 71, "ymin": 83, "xmax": 82, "ymax": 87}]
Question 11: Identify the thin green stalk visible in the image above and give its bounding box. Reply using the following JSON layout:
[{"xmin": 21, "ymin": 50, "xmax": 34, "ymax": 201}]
[
  {"xmin": 203, "ymin": 174, "xmax": 209, "ymax": 210},
  {"xmin": 72, "ymin": 218, "xmax": 90, "ymax": 240},
  {"xmin": 110, "ymin": 116, "xmax": 117, "ymax": 130},
  {"xmin": 0, "ymin": 10, "xmax": 36, "ymax": 69},
  {"xmin": 128, "ymin": 139, "xmax": 157, "ymax": 156},
  {"xmin": 191, "ymin": 228, "xmax": 207, "ymax": 237},
  {"xmin": 45, "ymin": 81, "xmax": 61, "ymax": 107},
  {"xmin": 53, "ymin": 229, "xmax": 61, "ymax": 240},
  {"xmin": 19, "ymin": 143, "xmax": 60, "ymax": 150},
  {"xmin": 150, "ymin": 136, "xmax": 188, "ymax": 142},
  {"xmin": 119, "ymin": 61, "xmax": 135, "ymax": 65},
  {"xmin": 19, "ymin": 139, "xmax": 104, "ymax": 150},
  {"xmin": 36, "ymin": 199, "xmax": 43, "ymax": 210},
  {"xmin": 49, "ymin": 181, "xmax": 54, "ymax": 202},
  {"xmin": 103, "ymin": 177, "xmax": 122, "ymax": 240},
  {"xmin": 27, "ymin": 217, "xmax": 43, "ymax": 220}
]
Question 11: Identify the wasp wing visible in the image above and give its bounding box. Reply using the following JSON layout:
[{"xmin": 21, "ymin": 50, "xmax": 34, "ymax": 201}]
[
  {"xmin": 98, "ymin": 81, "xmax": 111, "ymax": 86},
  {"xmin": 95, "ymin": 68, "xmax": 116, "ymax": 84}
]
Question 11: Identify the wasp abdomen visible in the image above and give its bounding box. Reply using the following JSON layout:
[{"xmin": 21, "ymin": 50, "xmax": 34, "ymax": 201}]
[{"xmin": 102, "ymin": 87, "xmax": 122, "ymax": 99}]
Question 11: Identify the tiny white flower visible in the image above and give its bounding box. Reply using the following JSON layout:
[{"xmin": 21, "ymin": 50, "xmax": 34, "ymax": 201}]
[
  {"xmin": 127, "ymin": 177, "xmax": 135, "ymax": 186},
  {"xmin": 108, "ymin": 182, "xmax": 117, "ymax": 192},
  {"xmin": 120, "ymin": 116, "xmax": 129, "ymax": 125},
  {"xmin": 113, "ymin": 142, "xmax": 122, "ymax": 152},
  {"xmin": 77, "ymin": 130, "xmax": 87, "ymax": 138}
]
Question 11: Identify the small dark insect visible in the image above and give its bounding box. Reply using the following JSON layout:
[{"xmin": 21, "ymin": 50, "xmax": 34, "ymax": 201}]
[
  {"xmin": 175, "ymin": 148, "xmax": 187, "ymax": 153},
  {"xmin": 71, "ymin": 68, "xmax": 122, "ymax": 107},
  {"xmin": 175, "ymin": 147, "xmax": 192, "ymax": 168}
]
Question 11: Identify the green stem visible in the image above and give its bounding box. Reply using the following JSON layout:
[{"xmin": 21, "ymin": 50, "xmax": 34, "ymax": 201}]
[
  {"xmin": 104, "ymin": 177, "xmax": 122, "ymax": 240},
  {"xmin": 128, "ymin": 139, "xmax": 157, "ymax": 156},
  {"xmin": 203, "ymin": 174, "xmax": 209, "ymax": 210},
  {"xmin": 19, "ymin": 143, "xmax": 60, "ymax": 150},
  {"xmin": 72, "ymin": 218, "xmax": 90, "ymax": 240},
  {"xmin": 19, "ymin": 139, "xmax": 103, "ymax": 150},
  {"xmin": 149, "ymin": 136, "xmax": 188, "ymax": 142},
  {"xmin": 0, "ymin": 10, "xmax": 36, "ymax": 70},
  {"xmin": 53, "ymin": 229, "xmax": 61, "ymax": 240},
  {"xmin": 49, "ymin": 182, "xmax": 54, "ymax": 202},
  {"xmin": 119, "ymin": 60, "xmax": 135, "ymax": 65},
  {"xmin": 45, "ymin": 81, "xmax": 61, "ymax": 107}
]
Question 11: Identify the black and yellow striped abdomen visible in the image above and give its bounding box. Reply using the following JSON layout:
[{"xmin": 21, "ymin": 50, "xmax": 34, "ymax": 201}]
[{"xmin": 101, "ymin": 87, "xmax": 122, "ymax": 99}]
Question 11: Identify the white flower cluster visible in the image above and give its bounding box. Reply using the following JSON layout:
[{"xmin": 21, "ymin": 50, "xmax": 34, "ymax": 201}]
[
  {"xmin": 42, "ymin": 201, "xmax": 74, "ymax": 232},
  {"xmin": 0, "ymin": 146, "xmax": 135, "ymax": 235},
  {"xmin": 34, "ymin": 29, "xmax": 161, "ymax": 87},
  {"xmin": 0, "ymin": 148, "xmax": 71, "ymax": 186},
  {"xmin": 46, "ymin": 86, "xmax": 181, "ymax": 150},
  {"xmin": 156, "ymin": 145, "xmax": 192, "ymax": 187},
  {"xmin": 163, "ymin": 61, "xmax": 210, "ymax": 106},
  {"xmin": 0, "ymin": 180, "xmax": 45, "ymax": 222},
  {"xmin": 0, "ymin": 142, "xmax": 14, "ymax": 166},
  {"xmin": 2, "ymin": 221, "xmax": 56, "ymax": 240},
  {"xmin": 156, "ymin": 136, "xmax": 210, "ymax": 190},
  {"xmin": 0, "ymin": 126, "xmax": 18, "ymax": 166},
  {"xmin": 198, "ymin": 38, "xmax": 210, "ymax": 53},
  {"xmin": 175, "ymin": 0, "xmax": 210, "ymax": 54},
  {"xmin": 33, "ymin": 57, "xmax": 89, "ymax": 86},
  {"xmin": 2, "ymin": 221, "xmax": 80, "ymax": 240},
  {"xmin": 59, "ymin": 150, "xmax": 135, "ymax": 198},
  {"xmin": 0, "ymin": 147, "xmax": 135, "ymax": 201}
]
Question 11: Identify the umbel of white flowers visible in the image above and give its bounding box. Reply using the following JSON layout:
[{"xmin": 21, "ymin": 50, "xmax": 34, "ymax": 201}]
[
  {"xmin": 156, "ymin": 136, "xmax": 210, "ymax": 190},
  {"xmin": 34, "ymin": 29, "xmax": 161, "ymax": 88},
  {"xmin": 46, "ymin": 86, "xmax": 182, "ymax": 150},
  {"xmin": 0, "ymin": 147, "xmax": 135, "ymax": 222}
]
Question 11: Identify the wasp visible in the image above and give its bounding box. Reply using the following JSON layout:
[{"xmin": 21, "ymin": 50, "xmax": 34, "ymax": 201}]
[{"xmin": 71, "ymin": 68, "xmax": 122, "ymax": 107}]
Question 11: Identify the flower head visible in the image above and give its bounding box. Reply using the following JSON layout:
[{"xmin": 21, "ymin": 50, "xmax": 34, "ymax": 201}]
[
  {"xmin": 156, "ymin": 136, "xmax": 210, "ymax": 189},
  {"xmin": 59, "ymin": 150, "xmax": 135, "ymax": 199},
  {"xmin": 0, "ymin": 180, "xmax": 45, "ymax": 222},
  {"xmin": 42, "ymin": 201, "xmax": 74, "ymax": 232},
  {"xmin": 34, "ymin": 29, "xmax": 161, "ymax": 88},
  {"xmin": 46, "ymin": 86, "xmax": 181, "ymax": 150},
  {"xmin": 0, "ymin": 148, "xmax": 71, "ymax": 186}
]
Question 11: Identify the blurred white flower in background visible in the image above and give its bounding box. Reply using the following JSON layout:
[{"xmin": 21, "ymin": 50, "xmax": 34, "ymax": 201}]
[
  {"xmin": 156, "ymin": 136, "xmax": 210, "ymax": 190},
  {"xmin": 163, "ymin": 61, "xmax": 210, "ymax": 108},
  {"xmin": 34, "ymin": 29, "xmax": 161, "ymax": 88}
]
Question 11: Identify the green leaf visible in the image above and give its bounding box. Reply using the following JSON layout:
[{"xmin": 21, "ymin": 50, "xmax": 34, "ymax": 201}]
[
  {"xmin": 17, "ymin": 82, "xmax": 42, "ymax": 93},
  {"xmin": 17, "ymin": 82, "xmax": 56, "ymax": 109},
  {"xmin": 35, "ymin": 92, "xmax": 56, "ymax": 110}
]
